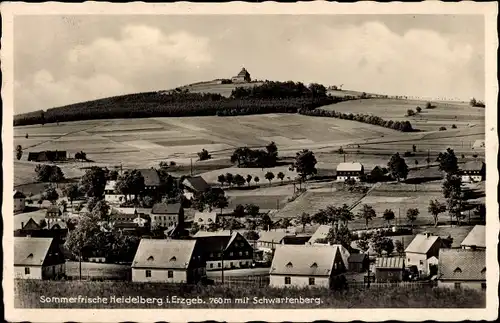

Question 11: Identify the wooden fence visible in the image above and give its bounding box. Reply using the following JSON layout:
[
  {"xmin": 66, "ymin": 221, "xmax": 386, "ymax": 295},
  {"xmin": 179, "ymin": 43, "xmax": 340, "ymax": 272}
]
[
  {"xmin": 212, "ymin": 275, "xmax": 270, "ymax": 288},
  {"xmin": 348, "ymin": 281, "xmax": 434, "ymax": 289}
]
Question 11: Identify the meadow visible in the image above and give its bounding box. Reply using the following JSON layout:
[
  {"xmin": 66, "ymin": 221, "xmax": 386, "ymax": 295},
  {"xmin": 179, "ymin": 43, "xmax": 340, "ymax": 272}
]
[{"xmin": 15, "ymin": 280, "xmax": 485, "ymax": 308}]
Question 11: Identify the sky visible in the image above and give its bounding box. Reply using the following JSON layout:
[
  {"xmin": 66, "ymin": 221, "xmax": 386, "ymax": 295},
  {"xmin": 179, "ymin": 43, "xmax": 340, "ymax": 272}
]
[{"xmin": 14, "ymin": 15, "xmax": 485, "ymax": 113}]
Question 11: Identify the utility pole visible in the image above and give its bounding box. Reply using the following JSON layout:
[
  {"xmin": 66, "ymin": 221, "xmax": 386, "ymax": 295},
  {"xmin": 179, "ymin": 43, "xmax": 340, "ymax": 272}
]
[
  {"xmin": 221, "ymin": 245, "xmax": 224, "ymax": 284},
  {"xmin": 366, "ymin": 251, "xmax": 370, "ymax": 288},
  {"xmin": 343, "ymin": 153, "xmax": 346, "ymax": 163},
  {"xmin": 190, "ymin": 158, "xmax": 193, "ymax": 176}
]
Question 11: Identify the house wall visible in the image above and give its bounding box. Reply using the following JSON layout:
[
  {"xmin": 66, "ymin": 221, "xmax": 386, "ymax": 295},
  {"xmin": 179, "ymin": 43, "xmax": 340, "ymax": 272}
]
[
  {"xmin": 461, "ymin": 245, "xmax": 486, "ymax": 250},
  {"xmin": 132, "ymin": 268, "xmax": 187, "ymax": 283},
  {"xmin": 206, "ymin": 258, "xmax": 253, "ymax": 271},
  {"xmin": 42, "ymin": 263, "xmax": 66, "ymax": 279},
  {"xmin": 438, "ymin": 280, "xmax": 486, "ymax": 291},
  {"xmin": 151, "ymin": 214, "xmax": 179, "ymax": 228},
  {"xmin": 14, "ymin": 266, "xmax": 43, "ymax": 279},
  {"xmin": 336, "ymin": 175, "xmax": 361, "ymax": 182},
  {"xmin": 406, "ymin": 252, "xmax": 430, "ymax": 276},
  {"xmin": 461, "ymin": 175, "xmax": 483, "ymax": 183},
  {"xmin": 270, "ymin": 275, "xmax": 330, "ymax": 288},
  {"xmin": 105, "ymin": 194, "xmax": 123, "ymax": 204},
  {"xmin": 14, "ymin": 197, "xmax": 26, "ymax": 212},
  {"xmin": 375, "ymin": 268, "xmax": 403, "ymax": 282}
]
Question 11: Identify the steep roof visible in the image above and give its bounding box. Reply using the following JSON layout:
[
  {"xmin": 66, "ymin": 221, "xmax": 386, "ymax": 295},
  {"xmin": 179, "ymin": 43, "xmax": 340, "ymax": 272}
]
[
  {"xmin": 308, "ymin": 224, "xmax": 331, "ymax": 244},
  {"xmin": 151, "ymin": 203, "xmax": 181, "ymax": 214},
  {"xmin": 182, "ymin": 176, "xmax": 210, "ymax": 192},
  {"xmin": 138, "ymin": 168, "xmax": 161, "ymax": 187},
  {"xmin": 237, "ymin": 67, "xmax": 250, "ymax": 77},
  {"xmin": 348, "ymin": 253, "xmax": 368, "ymax": 263},
  {"xmin": 270, "ymin": 244, "xmax": 339, "ymax": 276},
  {"xmin": 132, "ymin": 239, "xmax": 197, "ymax": 269},
  {"xmin": 405, "ymin": 234, "xmax": 441, "ymax": 254},
  {"xmin": 460, "ymin": 225, "xmax": 486, "ymax": 248},
  {"xmin": 460, "ymin": 161, "xmax": 485, "ymax": 171},
  {"xmin": 193, "ymin": 231, "xmax": 244, "ymax": 254},
  {"xmin": 438, "ymin": 249, "xmax": 486, "ymax": 281},
  {"xmin": 14, "ymin": 237, "xmax": 54, "ymax": 266},
  {"xmin": 258, "ymin": 230, "xmax": 288, "ymax": 243},
  {"xmin": 375, "ymin": 257, "xmax": 405, "ymax": 269},
  {"xmin": 336, "ymin": 162, "xmax": 363, "ymax": 172},
  {"xmin": 193, "ymin": 230, "xmax": 234, "ymax": 238},
  {"xmin": 14, "ymin": 211, "xmax": 47, "ymax": 230},
  {"xmin": 14, "ymin": 190, "xmax": 26, "ymax": 198},
  {"xmin": 194, "ymin": 212, "xmax": 218, "ymax": 226}
]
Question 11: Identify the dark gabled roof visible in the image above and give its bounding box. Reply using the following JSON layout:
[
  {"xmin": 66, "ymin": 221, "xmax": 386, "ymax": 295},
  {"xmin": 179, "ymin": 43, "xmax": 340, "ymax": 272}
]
[
  {"xmin": 151, "ymin": 203, "xmax": 182, "ymax": 214},
  {"xmin": 438, "ymin": 249, "xmax": 486, "ymax": 281},
  {"xmin": 14, "ymin": 190, "xmax": 26, "ymax": 198},
  {"xmin": 138, "ymin": 168, "xmax": 161, "ymax": 187},
  {"xmin": 375, "ymin": 257, "xmax": 404, "ymax": 269},
  {"xmin": 460, "ymin": 161, "xmax": 485, "ymax": 172},
  {"xmin": 14, "ymin": 237, "xmax": 54, "ymax": 266},
  {"xmin": 348, "ymin": 253, "xmax": 368, "ymax": 263},
  {"xmin": 182, "ymin": 176, "xmax": 210, "ymax": 192}
]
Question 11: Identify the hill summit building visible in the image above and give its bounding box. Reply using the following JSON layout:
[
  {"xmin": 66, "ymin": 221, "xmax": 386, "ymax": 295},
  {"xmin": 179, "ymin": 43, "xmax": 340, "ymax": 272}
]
[{"xmin": 231, "ymin": 67, "xmax": 251, "ymax": 83}]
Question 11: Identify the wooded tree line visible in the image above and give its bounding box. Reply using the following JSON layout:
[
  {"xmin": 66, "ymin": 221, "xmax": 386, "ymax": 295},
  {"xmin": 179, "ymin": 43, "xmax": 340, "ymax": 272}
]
[
  {"xmin": 230, "ymin": 81, "xmax": 329, "ymax": 99},
  {"xmin": 298, "ymin": 108, "xmax": 414, "ymax": 132}
]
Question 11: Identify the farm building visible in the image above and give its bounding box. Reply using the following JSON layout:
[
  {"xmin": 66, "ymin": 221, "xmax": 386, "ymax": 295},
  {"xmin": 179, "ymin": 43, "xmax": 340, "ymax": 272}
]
[
  {"xmin": 104, "ymin": 180, "xmax": 124, "ymax": 204},
  {"xmin": 27, "ymin": 150, "xmax": 67, "ymax": 162},
  {"xmin": 137, "ymin": 169, "xmax": 161, "ymax": 191},
  {"xmin": 374, "ymin": 257, "xmax": 404, "ymax": 282},
  {"xmin": 336, "ymin": 162, "xmax": 364, "ymax": 182},
  {"xmin": 269, "ymin": 244, "xmax": 346, "ymax": 288},
  {"xmin": 405, "ymin": 233, "xmax": 443, "ymax": 277},
  {"xmin": 460, "ymin": 225, "xmax": 486, "ymax": 250},
  {"xmin": 257, "ymin": 231, "xmax": 289, "ymax": 250},
  {"xmin": 110, "ymin": 208, "xmax": 150, "ymax": 230},
  {"xmin": 14, "ymin": 190, "xmax": 26, "ymax": 213},
  {"xmin": 45, "ymin": 206, "xmax": 62, "ymax": 219},
  {"xmin": 193, "ymin": 230, "xmax": 253, "ymax": 270},
  {"xmin": 307, "ymin": 224, "xmax": 331, "ymax": 244},
  {"xmin": 182, "ymin": 176, "xmax": 210, "ymax": 200},
  {"xmin": 131, "ymin": 239, "xmax": 206, "ymax": 284},
  {"xmin": 194, "ymin": 211, "xmax": 219, "ymax": 229},
  {"xmin": 472, "ymin": 140, "xmax": 485, "ymax": 150},
  {"xmin": 282, "ymin": 234, "xmax": 312, "ymax": 245},
  {"xmin": 437, "ymin": 249, "xmax": 486, "ymax": 291},
  {"xmin": 231, "ymin": 67, "xmax": 251, "ymax": 83},
  {"xmin": 14, "ymin": 237, "xmax": 66, "ymax": 280},
  {"xmin": 459, "ymin": 161, "xmax": 485, "ymax": 183},
  {"xmin": 348, "ymin": 253, "xmax": 369, "ymax": 272},
  {"xmin": 150, "ymin": 203, "xmax": 184, "ymax": 229}
]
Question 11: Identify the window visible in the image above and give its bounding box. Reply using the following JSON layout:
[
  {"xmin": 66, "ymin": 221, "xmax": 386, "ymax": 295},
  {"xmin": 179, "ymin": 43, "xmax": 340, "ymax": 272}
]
[
  {"xmin": 230, "ymin": 252, "xmax": 233, "ymax": 256},
  {"xmin": 245, "ymin": 251, "xmax": 249, "ymax": 256},
  {"xmin": 210, "ymin": 253, "xmax": 214, "ymax": 258},
  {"xmin": 309, "ymin": 277, "xmax": 315, "ymax": 286},
  {"xmin": 146, "ymin": 270, "xmax": 151, "ymax": 278},
  {"xmin": 408, "ymin": 258, "xmax": 410, "ymax": 262},
  {"xmin": 218, "ymin": 253, "xmax": 221, "ymax": 257},
  {"xmin": 25, "ymin": 267, "xmax": 30, "ymax": 275},
  {"xmin": 454, "ymin": 282, "xmax": 461, "ymax": 289},
  {"xmin": 239, "ymin": 251, "xmax": 242, "ymax": 256},
  {"xmin": 285, "ymin": 277, "xmax": 291, "ymax": 285},
  {"xmin": 168, "ymin": 271, "xmax": 173, "ymax": 278},
  {"xmin": 218, "ymin": 262, "xmax": 221, "ymax": 268},
  {"xmin": 210, "ymin": 263, "xmax": 213, "ymax": 269},
  {"xmin": 419, "ymin": 260, "xmax": 424, "ymax": 266},
  {"xmin": 481, "ymin": 283, "xmax": 486, "ymax": 290}
]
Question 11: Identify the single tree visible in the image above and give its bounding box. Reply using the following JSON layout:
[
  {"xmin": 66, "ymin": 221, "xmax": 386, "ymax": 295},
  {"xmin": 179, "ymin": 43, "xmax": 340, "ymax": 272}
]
[
  {"xmin": 243, "ymin": 230, "xmax": 259, "ymax": 241},
  {"xmin": 406, "ymin": 208, "xmax": 419, "ymax": 228},
  {"xmin": 356, "ymin": 234, "xmax": 370, "ymax": 253},
  {"xmin": 115, "ymin": 169, "xmax": 145, "ymax": 201},
  {"xmin": 383, "ymin": 209, "xmax": 395, "ymax": 226},
  {"xmin": 197, "ymin": 149, "xmax": 212, "ymax": 161},
  {"xmin": 395, "ymin": 240, "xmax": 405, "ymax": 256},
  {"xmin": 277, "ymin": 171, "xmax": 285, "ymax": 184},
  {"xmin": 436, "ymin": 148, "xmax": 459, "ymax": 175},
  {"xmin": 79, "ymin": 166, "xmax": 107, "ymax": 198},
  {"xmin": 474, "ymin": 204, "xmax": 486, "ymax": 222},
  {"xmin": 312, "ymin": 209, "xmax": 330, "ymax": 225},
  {"xmin": 337, "ymin": 204, "xmax": 354, "ymax": 226},
  {"xmin": 246, "ymin": 174, "xmax": 253, "ymax": 187},
  {"xmin": 62, "ymin": 183, "xmax": 80, "ymax": 207},
  {"xmin": 260, "ymin": 214, "xmax": 273, "ymax": 231},
  {"xmin": 16, "ymin": 145, "xmax": 23, "ymax": 160},
  {"xmin": 91, "ymin": 200, "xmax": 110, "ymax": 222},
  {"xmin": 382, "ymin": 238, "xmax": 395, "ymax": 256},
  {"xmin": 225, "ymin": 173, "xmax": 234, "ymax": 187},
  {"xmin": 254, "ymin": 176, "xmax": 260, "ymax": 186},
  {"xmin": 357, "ymin": 204, "xmax": 376, "ymax": 229},
  {"xmin": 412, "ymin": 144, "xmax": 417, "ymax": 153},
  {"xmin": 291, "ymin": 149, "xmax": 317, "ymax": 181},
  {"xmin": 407, "ymin": 109, "xmax": 416, "ymax": 117},
  {"xmin": 233, "ymin": 174, "xmax": 246, "ymax": 187},
  {"xmin": 428, "ymin": 199, "xmax": 447, "ymax": 227},
  {"xmin": 233, "ymin": 204, "xmax": 246, "ymax": 217},
  {"xmin": 265, "ymin": 171, "xmax": 275, "ymax": 185},
  {"xmin": 298, "ymin": 212, "xmax": 311, "ymax": 232},
  {"xmin": 245, "ymin": 204, "xmax": 260, "ymax": 218},
  {"xmin": 387, "ymin": 153, "xmax": 409, "ymax": 182},
  {"xmin": 217, "ymin": 174, "xmax": 226, "ymax": 187},
  {"xmin": 280, "ymin": 218, "xmax": 292, "ymax": 229},
  {"xmin": 416, "ymin": 107, "xmax": 422, "ymax": 113},
  {"xmin": 42, "ymin": 186, "xmax": 59, "ymax": 204},
  {"xmin": 325, "ymin": 224, "xmax": 352, "ymax": 250}
]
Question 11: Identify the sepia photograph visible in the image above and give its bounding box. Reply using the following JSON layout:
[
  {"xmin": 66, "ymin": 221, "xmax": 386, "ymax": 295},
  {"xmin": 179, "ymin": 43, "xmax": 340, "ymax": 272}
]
[{"xmin": 2, "ymin": 1, "xmax": 498, "ymax": 322}]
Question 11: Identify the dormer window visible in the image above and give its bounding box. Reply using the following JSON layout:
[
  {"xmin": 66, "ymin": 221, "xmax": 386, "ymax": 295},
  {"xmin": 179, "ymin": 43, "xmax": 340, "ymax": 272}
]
[
  {"xmin": 286, "ymin": 262, "xmax": 293, "ymax": 268},
  {"xmin": 170, "ymin": 256, "xmax": 177, "ymax": 262},
  {"xmin": 454, "ymin": 267, "xmax": 462, "ymax": 274},
  {"xmin": 147, "ymin": 256, "xmax": 154, "ymax": 261},
  {"xmin": 310, "ymin": 262, "xmax": 318, "ymax": 268},
  {"xmin": 481, "ymin": 267, "xmax": 486, "ymax": 274},
  {"xmin": 27, "ymin": 253, "xmax": 33, "ymax": 259}
]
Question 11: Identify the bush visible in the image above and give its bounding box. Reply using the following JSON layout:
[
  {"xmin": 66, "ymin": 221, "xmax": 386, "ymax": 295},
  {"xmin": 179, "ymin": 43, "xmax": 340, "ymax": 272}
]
[
  {"xmin": 439, "ymin": 126, "xmax": 447, "ymax": 131},
  {"xmin": 403, "ymin": 151, "xmax": 414, "ymax": 157},
  {"xmin": 451, "ymin": 124, "xmax": 457, "ymax": 129},
  {"xmin": 406, "ymin": 109, "xmax": 416, "ymax": 117},
  {"xmin": 197, "ymin": 149, "xmax": 211, "ymax": 161},
  {"xmin": 416, "ymin": 107, "xmax": 422, "ymax": 113}
]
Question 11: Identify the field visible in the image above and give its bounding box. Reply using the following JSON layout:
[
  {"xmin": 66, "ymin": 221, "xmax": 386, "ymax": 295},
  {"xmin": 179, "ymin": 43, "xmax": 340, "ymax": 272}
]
[
  {"xmin": 15, "ymin": 280, "xmax": 485, "ymax": 308},
  {"xmin": 65, "ymin": 262, "xmax": 131, "ymax": 280}
]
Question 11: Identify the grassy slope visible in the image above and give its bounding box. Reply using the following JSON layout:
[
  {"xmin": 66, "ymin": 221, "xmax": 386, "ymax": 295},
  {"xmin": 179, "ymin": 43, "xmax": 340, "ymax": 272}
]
[{"xmin": 15, "ymin": 280, "xmax": 485, "ymax": 308}]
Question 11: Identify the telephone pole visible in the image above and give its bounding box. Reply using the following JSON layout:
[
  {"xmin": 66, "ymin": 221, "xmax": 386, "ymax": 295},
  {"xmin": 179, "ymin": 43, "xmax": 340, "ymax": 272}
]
[
  {"xmin": 190, "ymin": 158, "xmax": 193, "ymax": 176},
  {"xmin": 221, "ymin": 245, "xmax": 225, "ymax": 284}
]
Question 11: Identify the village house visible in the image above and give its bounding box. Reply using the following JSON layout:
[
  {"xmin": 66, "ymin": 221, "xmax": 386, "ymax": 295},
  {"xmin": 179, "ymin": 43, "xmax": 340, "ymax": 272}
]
[
  {"xmin": 150, "ymin": 203, "xmax": 184, "ymax": 229},
  {"xmin": 104, "ymin": 180, "xmax": 124, "ymax": 204},
  {"xmin": 193, "ymin": 230, "xmax": 254, "ymax": 270},
  {"xmin": 110, "ymin": 208, "xmax": 151, "ymax": 227},
  {"xmin": 405, "ymin": 233, "xmax": 443, "ymax": 277},
  {"xmin": 231, "ymin": 67, "xmax": 251, "ymax": 83},
  {"xmin": 336, "ymin": 162, "xmax": 364, "ymax": 182},
  {"xmin": 14, "ymin": 190, "xmax": 26, "ymax": 213},
  {"xmin": 194, "ymin": 211, "xmax": 219, "ymax": 229},
  {"xmin": 27, "ymin": 150, "xmax": 67, "ymax": 162},
  {"xmin": 437, "ymin": 249, "xmax": 486, "ymax": 291},
  {"xmin": 269, "ymin": 244, "xmax": 346, "ymax": 288},
  {"xmin": 182, "ymin": 176, "xmax": 210, "ymax": 200},
  {"xmin": 348, "ymin": 253, "xmax": 369, "ymax": 272},
  {"xmin": 46, "ymin": 206, "xmax": 63, "ymax": 219},
  {"xmin": 131, "ymin": 239, "xmax": 206, "ymax": 284},
  {"xmin": 307, "ymin": 224, "xmax": 331, "ymax": 244},
  {"xmin": 138, "ymin": 168, "xmax": 162, "ymax": 192},
  {"xmin": 14, "ymin": 237, "xmax": 66, "ymax": 279},
  {"xmin": 460, "ymin": 225, "xmax": 486, "ymax": 250},
  {"xmin": 374, "ymin": 257, "xmax": 405, "ymax": 282},
  {"xmin": 257, "ymin": 231, "xmax": 288, "ymax": 250},
  {"xmin": 459, "ymin": 161, "xmax": 485, "ymax": 183}
]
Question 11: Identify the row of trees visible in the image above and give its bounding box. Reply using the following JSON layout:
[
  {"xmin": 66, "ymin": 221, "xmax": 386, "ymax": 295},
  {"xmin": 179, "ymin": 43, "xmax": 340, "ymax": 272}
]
[
  {"xmin": 470, "ymin": 97, "xmax": 485, "ymax": 108},
  {"xmin": 230, "ymin": 142, "xmax": 278, "ymax": 168},
  {"xmin": 298, "ymin": 108, "xmax": 414, "ymax": 132},
  {"xmin": 230, "ymin": 81, "xmax": 329, "ymax": 99}
]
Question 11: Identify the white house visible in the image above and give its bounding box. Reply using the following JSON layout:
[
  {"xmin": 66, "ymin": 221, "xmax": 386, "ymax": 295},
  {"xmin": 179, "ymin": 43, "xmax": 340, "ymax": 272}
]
[
  {"xmin": 194, "ymin": 212, "xmax": 219, "ymax": 229},
  {"xmin": 336, "ymin": 162, "xmax": 364, "ymax": 182},
  {"xmin": 437, "ymin": 249, "xmax": 486, "ymax": 291},
  {"xmin": 307, "ymin": 225, "xmax": 331, "ymax": 244},
  {"xmin": 104, "ymin": 180, "xmax": 124, "ymax": 204},
  {"xmin": 231, "ymin": 67, "xmax": 251, "ymax": 83},
  {"xmin": 150, "ymin": 203, "xmax": 184, "ymax": 229},
  {"xmin": 14, "ymin": 190, "xmax": 26, "ymax": 213},
  {"xmin": 405, "ymin": 233, "xmax": 443, "ymax": 277},
  {"xmin": 459, "ymin": 161, "xmax": 485, "ymax": 183},
  {"xmin": 131, "ymin": 239, "xmax": 205, "ymax": 284},
  {"xmin": 14, "ymin": 237, "xmax": 66, "ymax": 279},
  {"xmin": 461, "ymin": 225, "xmax": 486, "ymax": 250},
  {"xmin": 269, "ymin": 244, "xmax": 346, "ymax": 288}
]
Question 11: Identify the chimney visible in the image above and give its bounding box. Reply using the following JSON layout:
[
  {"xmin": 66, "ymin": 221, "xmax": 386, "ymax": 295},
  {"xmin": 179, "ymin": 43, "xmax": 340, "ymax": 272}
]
[
  {"xmin": 21, "ymin": 222, "xmax": 24, "ymax": 229},
  {"xmin": 425, "ymin": 232, "xmax": 431, "ymax": 238}
]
